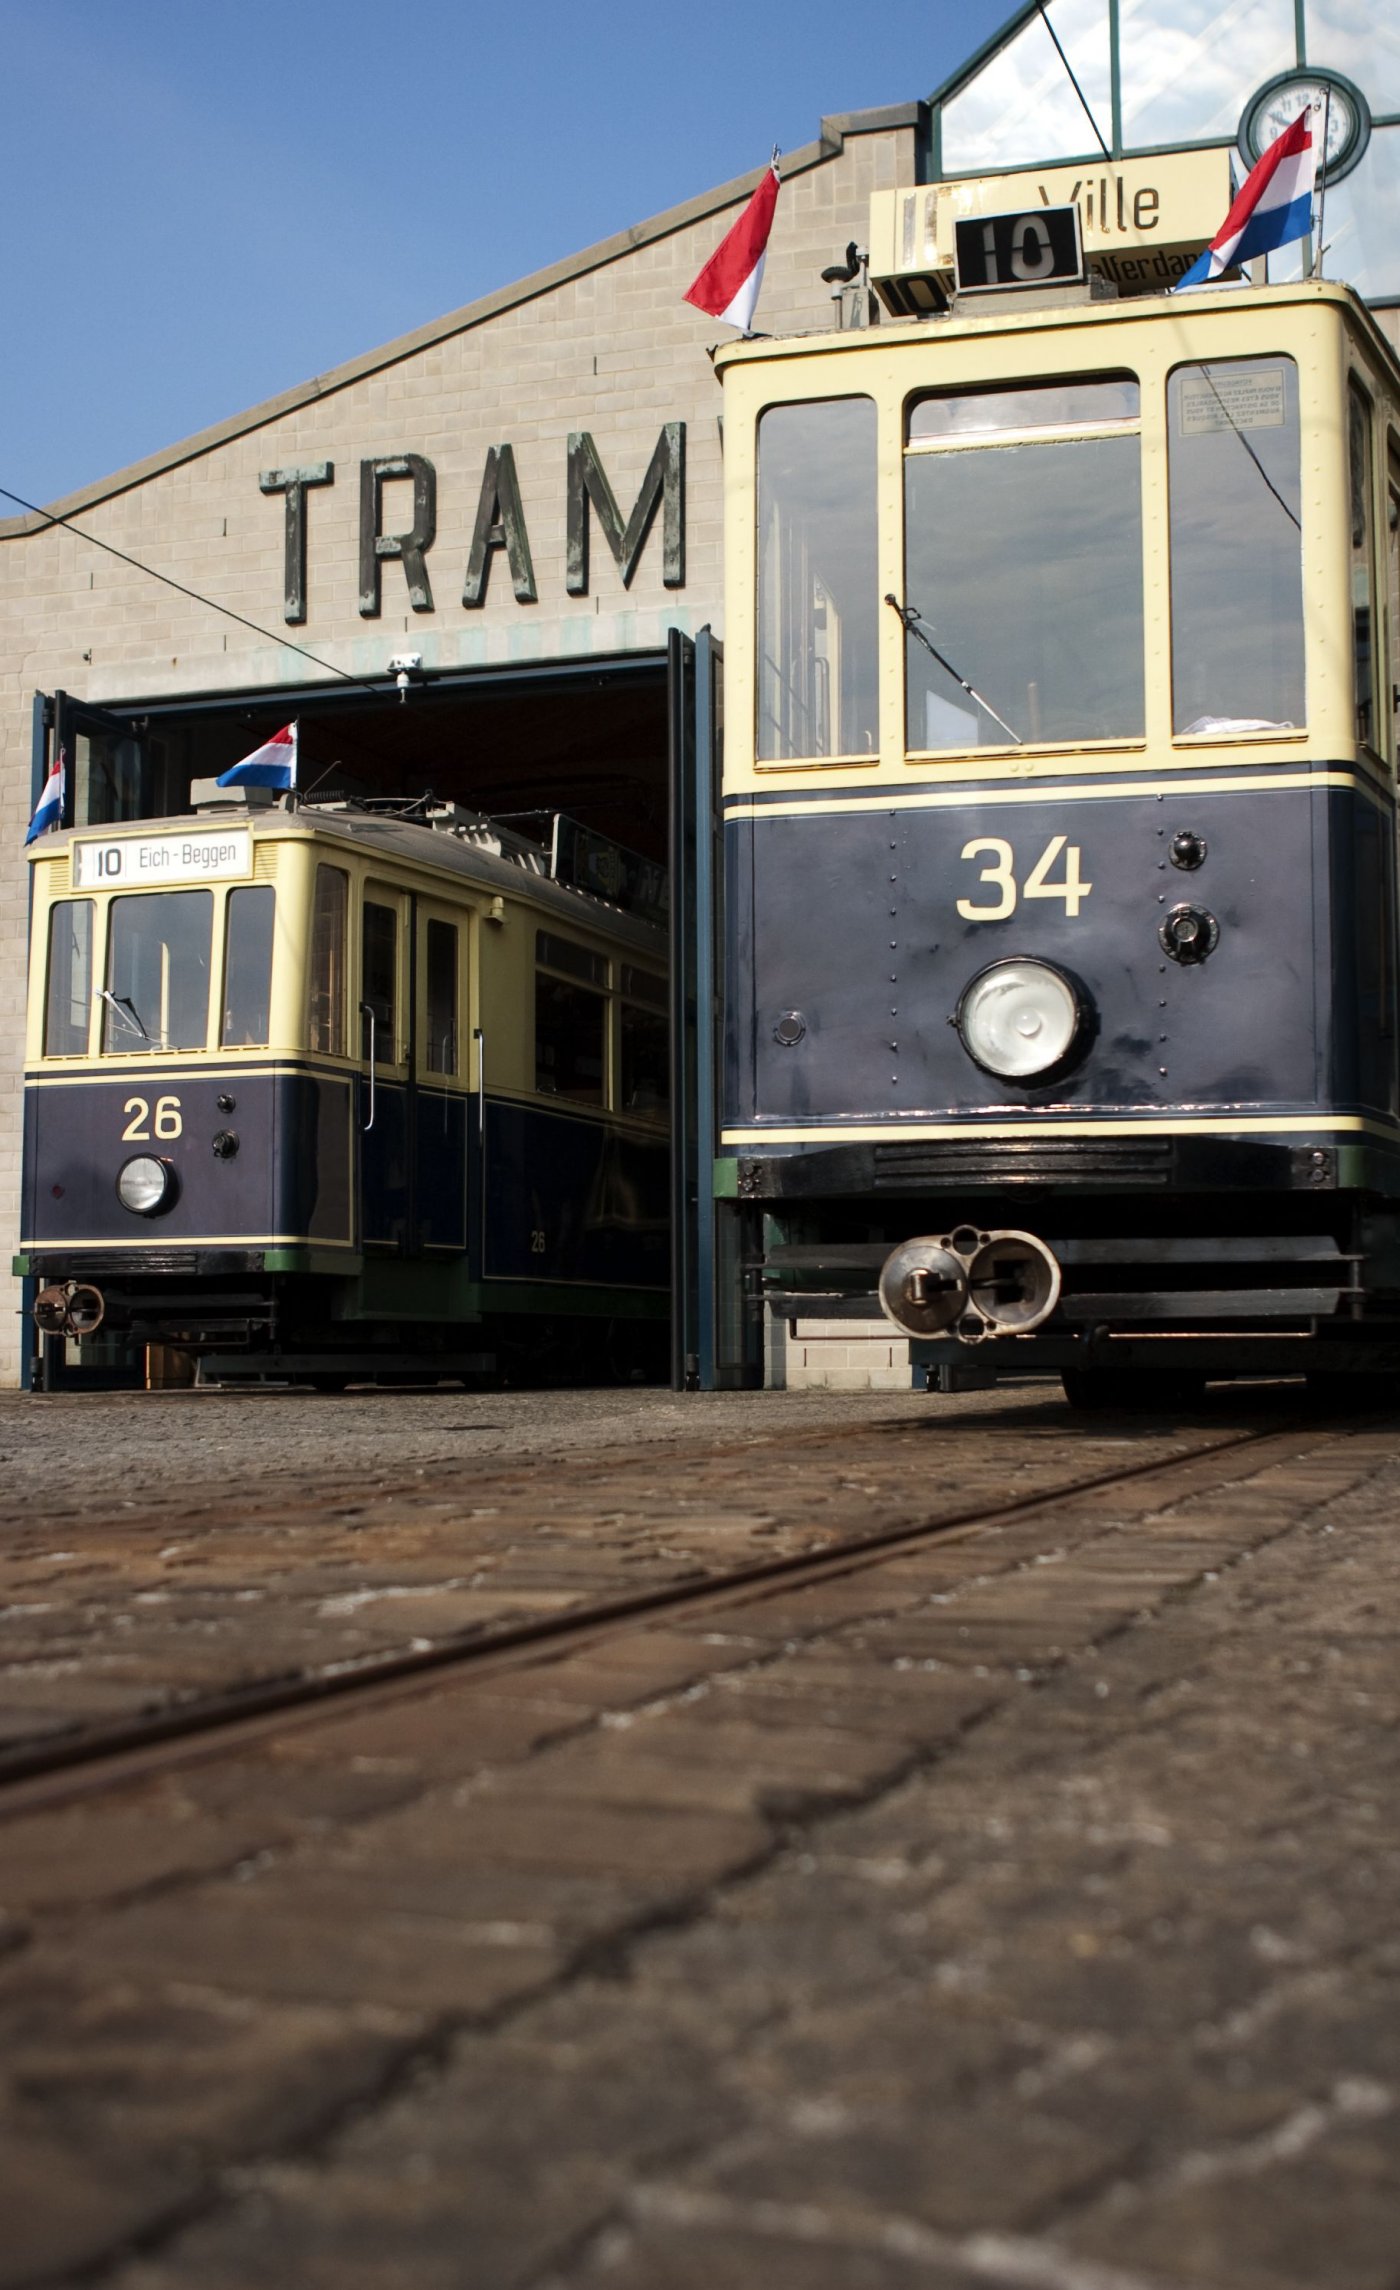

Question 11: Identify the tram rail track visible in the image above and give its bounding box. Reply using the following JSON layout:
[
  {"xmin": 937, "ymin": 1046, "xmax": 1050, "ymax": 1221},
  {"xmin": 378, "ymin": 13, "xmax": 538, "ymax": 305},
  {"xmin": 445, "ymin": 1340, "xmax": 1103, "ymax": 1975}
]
[{"xmin": 0, "ymin": 1415, "xmax": 1333, "ymax": 1817}]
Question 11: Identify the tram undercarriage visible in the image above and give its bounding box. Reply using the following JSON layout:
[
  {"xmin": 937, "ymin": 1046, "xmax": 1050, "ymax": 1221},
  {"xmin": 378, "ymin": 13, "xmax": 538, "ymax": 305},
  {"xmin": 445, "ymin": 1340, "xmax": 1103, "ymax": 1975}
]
[{"xmin": 748, "ymin": 1137, "xmax": 1400, "ymax": 1398}]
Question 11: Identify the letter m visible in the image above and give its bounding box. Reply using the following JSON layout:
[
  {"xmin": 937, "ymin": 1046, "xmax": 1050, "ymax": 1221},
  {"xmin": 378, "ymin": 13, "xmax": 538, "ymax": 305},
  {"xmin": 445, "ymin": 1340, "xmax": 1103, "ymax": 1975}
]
[{"xmin": 567, "ymin": 423, "xmax": 685, "ymax": 594}]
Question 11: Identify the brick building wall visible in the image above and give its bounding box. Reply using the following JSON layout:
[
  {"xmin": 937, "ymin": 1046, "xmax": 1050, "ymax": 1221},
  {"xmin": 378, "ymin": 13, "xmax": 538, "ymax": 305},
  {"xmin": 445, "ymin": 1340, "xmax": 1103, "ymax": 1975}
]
[{"xmin": 0, "ymin": 108, "xmax": 921, "ymax": 1387}]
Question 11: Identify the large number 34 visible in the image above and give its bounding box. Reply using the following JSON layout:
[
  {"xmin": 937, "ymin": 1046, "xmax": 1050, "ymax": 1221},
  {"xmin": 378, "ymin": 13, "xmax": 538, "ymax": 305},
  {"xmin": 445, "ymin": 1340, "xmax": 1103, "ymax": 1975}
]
[{"xmin": 956, "ymin": 835, "xmax": 1092, "ymax": 921}]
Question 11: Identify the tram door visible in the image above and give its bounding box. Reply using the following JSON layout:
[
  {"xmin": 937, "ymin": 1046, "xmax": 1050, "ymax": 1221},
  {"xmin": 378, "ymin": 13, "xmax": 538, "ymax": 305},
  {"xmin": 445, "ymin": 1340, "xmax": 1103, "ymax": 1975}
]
[{"xmin": 359, "ymin": 884, "xmax": 411, "ymax": 1249}]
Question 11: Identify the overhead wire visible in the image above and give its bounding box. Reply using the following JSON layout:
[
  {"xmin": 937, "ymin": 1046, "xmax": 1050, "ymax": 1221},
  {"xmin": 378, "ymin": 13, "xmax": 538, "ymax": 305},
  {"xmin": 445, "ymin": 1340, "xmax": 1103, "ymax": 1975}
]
[
  {"xmin": 0, "ymin": 477, "xmax": 626, "ymax": 829},
  {"xmin": 1036, "ymin": 2, "xmax": 1113, "ymax": 162},
  {"xmin": 0, "ymin": 481, "xmax": 389, "ymax": 702}
]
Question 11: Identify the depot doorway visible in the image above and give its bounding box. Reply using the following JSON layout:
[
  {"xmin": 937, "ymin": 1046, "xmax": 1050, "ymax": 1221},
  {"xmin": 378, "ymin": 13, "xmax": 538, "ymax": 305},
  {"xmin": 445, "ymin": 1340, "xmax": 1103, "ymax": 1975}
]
[{"xmin": 31, "ymin": 634, "xmax": 749, "ymax": 1391}]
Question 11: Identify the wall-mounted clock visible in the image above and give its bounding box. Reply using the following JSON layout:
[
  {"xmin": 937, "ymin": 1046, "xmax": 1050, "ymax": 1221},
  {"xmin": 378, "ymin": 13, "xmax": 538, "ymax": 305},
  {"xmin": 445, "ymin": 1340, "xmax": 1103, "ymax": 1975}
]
[{"xmin": 1240, "ymin": 69, "xmax": 1371, "ymax": 186}]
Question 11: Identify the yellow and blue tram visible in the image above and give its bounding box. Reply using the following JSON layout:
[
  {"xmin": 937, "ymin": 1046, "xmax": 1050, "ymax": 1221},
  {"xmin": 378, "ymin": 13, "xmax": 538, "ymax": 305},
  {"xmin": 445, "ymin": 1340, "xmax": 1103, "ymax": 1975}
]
[
  {"xmin": 18, "ymin": 802, "xmax": 668, "ymax": 1385},
  {"xmin": 715, "ymin": 269, "xmax": 1400, "ymax": 1401}
]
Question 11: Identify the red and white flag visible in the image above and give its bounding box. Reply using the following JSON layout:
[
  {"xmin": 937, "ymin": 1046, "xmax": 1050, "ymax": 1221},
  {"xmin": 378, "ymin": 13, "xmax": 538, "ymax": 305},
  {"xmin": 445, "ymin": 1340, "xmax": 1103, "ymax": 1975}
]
[{"xmin": 684, "ymin": 157, "xmax": 781, "ymax": 334}]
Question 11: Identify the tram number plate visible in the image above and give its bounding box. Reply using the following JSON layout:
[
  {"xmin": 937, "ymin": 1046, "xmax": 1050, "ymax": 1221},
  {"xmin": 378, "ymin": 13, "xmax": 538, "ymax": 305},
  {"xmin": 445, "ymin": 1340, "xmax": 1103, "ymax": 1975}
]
[{"xmin": 954, "ymin": 206, "xmax": 1085, "ymax": 295}]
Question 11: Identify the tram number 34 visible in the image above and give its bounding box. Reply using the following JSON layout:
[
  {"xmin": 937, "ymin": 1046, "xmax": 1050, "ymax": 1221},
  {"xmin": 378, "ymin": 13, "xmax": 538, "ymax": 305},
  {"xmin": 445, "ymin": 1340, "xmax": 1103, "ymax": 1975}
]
[
  {"xmin": 122, "ymin": 1095, "xmax": 183, "ymax": 1141},
  {"xmin": 957, "ymin": 835, "xmax": 1092, "ymax": 921}
]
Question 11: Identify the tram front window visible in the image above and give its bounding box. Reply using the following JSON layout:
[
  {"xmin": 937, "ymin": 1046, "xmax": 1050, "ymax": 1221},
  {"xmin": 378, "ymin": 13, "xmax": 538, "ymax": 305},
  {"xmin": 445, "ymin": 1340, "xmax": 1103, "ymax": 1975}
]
[
  {"xmin": 1167, "ymin": 357, "xmax": 1304, "ymax": 734},
  {"xmin": 757, "ymin": 397, "xmax": 879, "ymax": 762},
  {"xmin": 103, "ymin": 891, "xmax": 213, "ymax": 1054},
  {"xmin": 44, "ymin": 899, "xmax": 94, "ymax": 1057},
  {"xmin": 904, "ymin": 378, "xmax": 1144, "ymax": 750},
  {"xmin": 221, "ymin": 886, "xmax": 276, "ymax": 1048}
]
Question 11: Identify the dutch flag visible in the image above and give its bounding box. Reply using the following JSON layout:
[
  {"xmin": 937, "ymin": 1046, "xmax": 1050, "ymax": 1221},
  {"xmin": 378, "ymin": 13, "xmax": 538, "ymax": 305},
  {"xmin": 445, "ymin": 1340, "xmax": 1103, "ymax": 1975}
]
[
  {"xmin": 1176, "ymin": 110, "xmax": 1319, "ymax": 290},
  {"xmin": 217, "ymin": 720, "xmax": 297, "ymax": 792},
  {"xmin": 25, "ymin": 750, "xmax": 64, "ymax": 845},
  {"xmin": 684, "ymin": 157, "xmax": 781, "ymax": 335}
]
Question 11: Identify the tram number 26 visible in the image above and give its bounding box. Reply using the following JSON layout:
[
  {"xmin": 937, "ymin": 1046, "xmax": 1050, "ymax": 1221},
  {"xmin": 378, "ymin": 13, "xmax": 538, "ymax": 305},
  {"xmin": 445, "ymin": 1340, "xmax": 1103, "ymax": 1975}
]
[
  {"xmin": 122, "ymin": 1095, "xmax": 183, "ymax": 1142},
  {"xmin": 957, "ymin": 835, "xmax": 1092, "ymax": 921}
]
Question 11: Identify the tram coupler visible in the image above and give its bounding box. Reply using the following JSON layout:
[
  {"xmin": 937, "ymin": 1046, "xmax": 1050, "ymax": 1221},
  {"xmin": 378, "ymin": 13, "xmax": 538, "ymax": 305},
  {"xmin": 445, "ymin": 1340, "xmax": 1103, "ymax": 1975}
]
[
  {"xmin": 33, "ymin": 1281, "xmax": 106, "ymax": 1338},
  {"xmin": 879, "ymin": 1229, "xmax": 1060, "ymax": 1345}
]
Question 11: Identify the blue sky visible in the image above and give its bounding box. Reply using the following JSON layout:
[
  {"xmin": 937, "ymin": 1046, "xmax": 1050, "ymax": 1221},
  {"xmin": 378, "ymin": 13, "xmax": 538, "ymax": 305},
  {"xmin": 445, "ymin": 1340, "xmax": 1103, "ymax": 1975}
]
[{"xmin": 2, "ymin": 0, "xmax": 1012, "ymax": 509}]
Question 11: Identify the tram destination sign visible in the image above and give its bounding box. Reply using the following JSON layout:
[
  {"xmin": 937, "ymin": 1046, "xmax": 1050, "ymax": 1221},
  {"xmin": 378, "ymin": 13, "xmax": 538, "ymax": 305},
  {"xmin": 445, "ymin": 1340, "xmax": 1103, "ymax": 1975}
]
[
  {"xmin": 954, "ymin": 205, "xmax": 1085, "ymax": 295},
  {"xmin": 73, "ymin": 827, "xmax": 253, "ymax": 889}
]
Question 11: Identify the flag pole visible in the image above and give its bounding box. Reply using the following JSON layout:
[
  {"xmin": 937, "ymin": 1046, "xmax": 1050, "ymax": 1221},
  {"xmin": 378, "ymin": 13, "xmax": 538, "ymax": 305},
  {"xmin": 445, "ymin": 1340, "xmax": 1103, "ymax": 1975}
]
[{"xmin": 1312, "ymin": 95, "xmax": 1329, "ymax": 278}]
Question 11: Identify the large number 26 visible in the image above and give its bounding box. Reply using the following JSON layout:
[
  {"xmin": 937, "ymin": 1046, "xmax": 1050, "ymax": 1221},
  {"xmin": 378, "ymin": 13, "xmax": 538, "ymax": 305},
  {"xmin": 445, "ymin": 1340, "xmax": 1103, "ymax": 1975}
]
[
  {"xmin": 122, "ymin": 1095, "xmax": 183, "ymax": 1142},
  {"xmin": 956, "ymin": 835, "xmax": 1092, "ymax": 921}
]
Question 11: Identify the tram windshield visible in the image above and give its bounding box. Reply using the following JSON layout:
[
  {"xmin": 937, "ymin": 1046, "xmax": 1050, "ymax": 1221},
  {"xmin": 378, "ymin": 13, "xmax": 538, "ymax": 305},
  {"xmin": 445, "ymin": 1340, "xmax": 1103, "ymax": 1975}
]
[
  {"xmin": 903, "ymin": 377, "xmax": 1144, "ymax": 750},
  {"xmin": 1167, "ymin": 357, "xmax": 1304, "ymax": 734},
  {"xmin": 44, "ymin": 900, "xmax": 94, "ymax": 1057},
  {"xmin": 102, "ymin": 891, "xmax": 212, "ymax": 1054},
  {"xmin": 757, "ymin": 398, "xmax": 879, "ymax": 761},
  {"xmin": 221, "ymin": 886, "xmax": 276, "ymax": 1048}
]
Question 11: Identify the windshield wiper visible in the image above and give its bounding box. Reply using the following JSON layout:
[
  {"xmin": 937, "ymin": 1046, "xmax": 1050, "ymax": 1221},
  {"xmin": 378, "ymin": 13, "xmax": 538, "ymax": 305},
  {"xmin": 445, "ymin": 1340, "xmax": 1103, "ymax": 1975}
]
[
  {"xmin": 99, "ymin": 988, "xmax": 149, "ymax": 1042},
  {"xmin": 884, "ymin": 595, "xmax": 1022, "ymax": 745}
]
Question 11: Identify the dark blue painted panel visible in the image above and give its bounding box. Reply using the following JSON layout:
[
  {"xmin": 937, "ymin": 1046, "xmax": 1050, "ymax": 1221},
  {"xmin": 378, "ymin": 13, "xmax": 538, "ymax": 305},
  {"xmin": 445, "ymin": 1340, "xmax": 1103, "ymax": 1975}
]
[
  {"xmin": 484, "ymin": 1101, "xmax": 668, "ymax": 1289},
  {"xmin": 24, "ymin": 1070, "xmax": 353, "ymax": 1245},
  {"xmin": 415, "ymin": 1087, "xmax": 468, "ymax": 1252},
  {"xmin": 360, "ymin": 1079, "xmax": 409, "ymax": 1248},
  {"xmin": 724, "ymin": 784, "xmax": 1397, "ymax": 1126}
]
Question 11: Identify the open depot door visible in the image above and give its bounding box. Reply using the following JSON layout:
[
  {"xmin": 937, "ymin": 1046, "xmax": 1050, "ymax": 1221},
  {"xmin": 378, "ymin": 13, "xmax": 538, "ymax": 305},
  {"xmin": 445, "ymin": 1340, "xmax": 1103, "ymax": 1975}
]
[
  {"xmin": 29, "ymin": 647, "xmax": 750, "ymax": 1392},
  {"xmin": 668, "ymin": 627, "xmax": 759, "ymax": 1392},
  {"xmin": 50, "ymin": 690, "xmax": 180, "ymax": 827}
]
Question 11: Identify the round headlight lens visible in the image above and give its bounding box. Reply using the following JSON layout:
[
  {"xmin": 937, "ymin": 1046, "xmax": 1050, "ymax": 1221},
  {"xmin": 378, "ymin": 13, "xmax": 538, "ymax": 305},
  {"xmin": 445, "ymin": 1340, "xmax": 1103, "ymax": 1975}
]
[
  {"xmin": 117, "ymin": 1155, "xmax": 175, "ymax": 1216},
  {"xmin": 957, "ymin": 960, "xmax": 1082, "ymax": 1079}
]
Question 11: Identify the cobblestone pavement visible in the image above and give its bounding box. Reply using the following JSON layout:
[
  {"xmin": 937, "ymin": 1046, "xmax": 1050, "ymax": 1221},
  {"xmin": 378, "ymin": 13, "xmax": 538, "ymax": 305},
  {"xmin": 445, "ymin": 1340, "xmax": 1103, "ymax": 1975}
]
[
  {"xmin": 0, "ymin": 1394, "xmax": 1396, "ymax": 2289},
  {"xmin": 0, "ymin": 1384, "xmax": 1250, "ymax": 1756}
]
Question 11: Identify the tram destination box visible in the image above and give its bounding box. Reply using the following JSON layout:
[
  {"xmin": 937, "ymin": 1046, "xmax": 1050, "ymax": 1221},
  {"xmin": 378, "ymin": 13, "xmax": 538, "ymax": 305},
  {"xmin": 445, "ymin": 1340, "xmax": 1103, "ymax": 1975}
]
[
  {"xmin": 953, "ymin": 205, "xmax": 1085, "ymax": 295},
  {"xmin": 870, "ymin": 150, "xmax": 1233, "ymax": 310},
  {"xmin": 69, "ymin": 826, "xmax": 254, "ymax": 889}
]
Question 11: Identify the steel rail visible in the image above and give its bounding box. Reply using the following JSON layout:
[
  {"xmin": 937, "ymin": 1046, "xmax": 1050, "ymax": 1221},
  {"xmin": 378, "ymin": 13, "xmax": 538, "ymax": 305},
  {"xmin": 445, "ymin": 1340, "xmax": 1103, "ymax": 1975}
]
[{"xmin": 0, "ymin": 1421, "xmax": 1317, "ymax": 1817}]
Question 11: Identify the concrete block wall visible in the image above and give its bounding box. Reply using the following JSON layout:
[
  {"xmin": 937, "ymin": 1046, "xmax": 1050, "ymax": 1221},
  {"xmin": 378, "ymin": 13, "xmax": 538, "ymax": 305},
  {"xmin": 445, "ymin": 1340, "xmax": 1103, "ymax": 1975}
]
[
  {"xmin": 0, "ymin": 110, "xmax": 921, "ymax": 1386},
  {"xmin": 768, "ymin": 1314, "xmax": 920, "ymax": 1393}
]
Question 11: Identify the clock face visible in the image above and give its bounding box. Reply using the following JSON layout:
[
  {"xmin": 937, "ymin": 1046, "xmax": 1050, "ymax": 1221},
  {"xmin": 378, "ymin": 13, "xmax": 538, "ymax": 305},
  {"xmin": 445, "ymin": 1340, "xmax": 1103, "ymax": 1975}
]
[{"xmin": 1241, "ymin": 70, "xmax": 1371, "ymax": 185}]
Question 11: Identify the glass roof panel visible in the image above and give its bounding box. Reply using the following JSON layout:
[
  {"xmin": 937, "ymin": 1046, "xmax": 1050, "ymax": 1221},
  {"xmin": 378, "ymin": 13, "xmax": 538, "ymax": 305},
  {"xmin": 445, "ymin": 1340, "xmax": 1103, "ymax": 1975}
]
[
  {"xmin": 932, "ymin": 0, "xmax": 1400, "ymax": 299},
  {"xmin": 1264, "ymin": 127, "xmax": 1400, "ymax": 301},
  {"xmin": 1117, "ymin": 0, "xmax": 1297, "ymax": 150},
  {"xmin": 942, "ymin": 0, "xmax": 1112, "ymax": 175},
  {"xmin": 1304, "ymin": 0, "xmax": 1400, "ymax": 116}
]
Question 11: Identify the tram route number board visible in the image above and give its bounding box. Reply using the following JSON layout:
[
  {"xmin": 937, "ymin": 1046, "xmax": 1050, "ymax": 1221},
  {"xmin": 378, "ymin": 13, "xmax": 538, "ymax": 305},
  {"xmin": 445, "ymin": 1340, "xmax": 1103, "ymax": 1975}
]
[
  {"xmin": 73, "ymin": 826, "xmax": 254, "ymax": 888},
  {"xmin": 954, "ymin": 205, "xmax": 1086, "ymax": 295}
]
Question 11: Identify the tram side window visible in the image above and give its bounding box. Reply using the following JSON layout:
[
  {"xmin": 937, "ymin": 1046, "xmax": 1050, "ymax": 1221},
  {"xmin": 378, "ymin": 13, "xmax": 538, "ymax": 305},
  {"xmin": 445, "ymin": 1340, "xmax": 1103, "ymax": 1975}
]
[
  {"xmin": 1349, "ymin": 384, "xmax": 1379, "ymax": 749},
  {"xmin": 103, "ymin": 892, "xmax": 212, "ymax": 1054},
  {"xmin": 221, "ymin": 886, "xmax": 276, "ymax": 1048},
  {"xmin": 535, "ymin": 931, "xmax": 606, "ymax": 1104},
  {"xmin": 1168, "ymin": 358, "xmax": 1304, "ymax": 736},
  {"xmin": 904, "ymin": 379, "xmax": 1143, "ymax": 749},
  {"xmin": 308, "ymin": 865, "xmax": 348, "ymax": 1056},
  {"xmin": 620, "ymin": 964, "xmax": 667, "ymax": 1116},
  {"xmin": 44, "ymin": 899, "xmax": 93, "ymax": 1057},
  {"xmin": 362, "ymin": 902, "xmax": 398, "ymax": 1066},
  {"xmin": 757, "ymin": 398, "xmax": 878, "ymax": 761},
  {"xmin": 425, "ymin": 919, "xmax": 458, "ymax": 1076}
]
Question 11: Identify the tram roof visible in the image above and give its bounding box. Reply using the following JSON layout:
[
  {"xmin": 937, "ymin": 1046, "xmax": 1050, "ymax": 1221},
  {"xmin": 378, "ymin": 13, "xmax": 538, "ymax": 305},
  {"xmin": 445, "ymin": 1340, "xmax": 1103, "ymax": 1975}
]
[
  {"xmin": 31, "ymin": 806, "xmax": 668, "ymax": 958},
  {"xmin": 713, "ymin": 274, "xmax": 1400, "ymax": 385}
]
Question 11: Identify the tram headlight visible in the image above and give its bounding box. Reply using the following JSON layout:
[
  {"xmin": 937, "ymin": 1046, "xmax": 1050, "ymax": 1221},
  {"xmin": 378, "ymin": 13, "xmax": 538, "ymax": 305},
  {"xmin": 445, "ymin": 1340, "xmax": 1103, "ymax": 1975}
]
[
  {"xmin": 116, "ymin": 1155, "xmax": 177, "ymax": 1216},
  {"xmin": 956, "ymin": 960, "xmax": 1084, "ymax": 1080}
]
